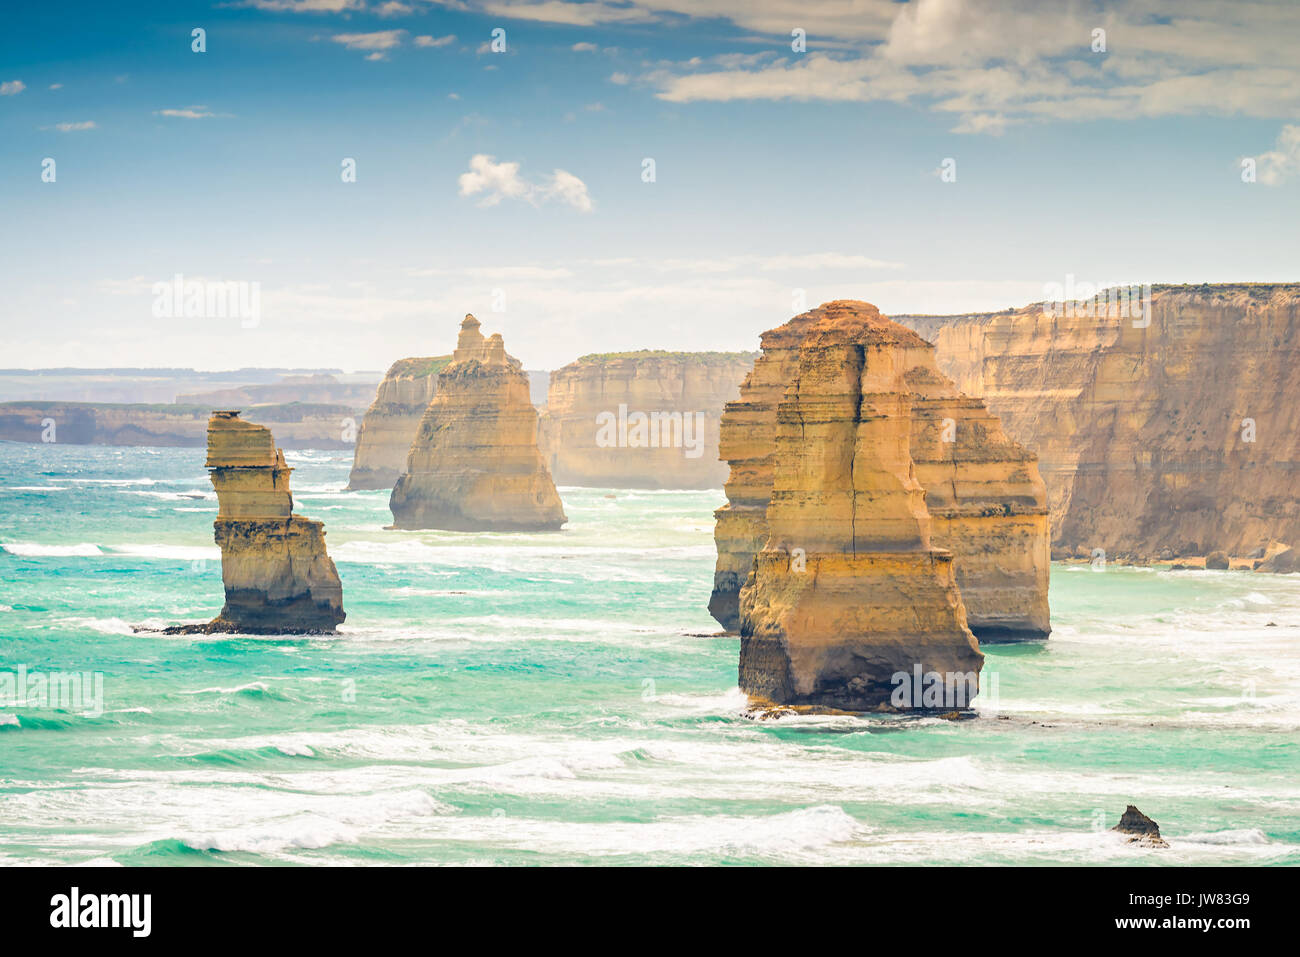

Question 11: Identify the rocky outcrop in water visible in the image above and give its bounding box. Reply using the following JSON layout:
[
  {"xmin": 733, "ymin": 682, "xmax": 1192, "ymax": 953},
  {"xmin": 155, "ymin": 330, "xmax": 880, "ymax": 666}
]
[
  {"xmin": 729, "ymin": 301, "xmax": 984, "ymax": 711},
  {"xmin": 1113, "ymin": 805, "xmax": 1169, "ymax": 848},
  {"xmin": 165, "ymin": 411, "xmax": 344, "ymax": 634},
  {"xmin": 540, "ymin": 351, "xmax": 755, "ymax": 489},
  {"xmin": 712, "ymin": 301, "xmax": 1050, "ymax": 644},
  {"xmin": 895, "ymin": 284, "xmax": 1300, "ymax": 564},
  {"xmin": 346, "ymin": 356, "xmax": 452, "ymax": 490},
  {"xmin": 389, "ymin": 316, "xmax": 566, "ymax": 531}
]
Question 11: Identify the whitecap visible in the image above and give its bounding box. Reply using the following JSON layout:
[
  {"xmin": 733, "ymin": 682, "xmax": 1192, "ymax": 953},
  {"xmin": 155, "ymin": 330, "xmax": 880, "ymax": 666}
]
[{"xmin": 1, "ymin": 542, "xmax": 103, "ymax": 557}]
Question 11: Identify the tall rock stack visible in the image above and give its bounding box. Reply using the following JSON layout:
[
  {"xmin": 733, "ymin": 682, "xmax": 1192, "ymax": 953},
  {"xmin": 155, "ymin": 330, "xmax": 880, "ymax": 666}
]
[
  {"xmin": 346, "ymin": 355, "xmax": 452, "ymax": 490},
  {"xmin": 708, "ymin": 315, "xmax": 821, "ymax": 630},
  {"xmin": 903, "ymin": 365, "xmax": 1051, "ymax": 640},
  {"xmin": 737, "ymin": 302, "xmax": 982, "ymax": 711},
  {"xmin": 389, "ymin": 315, "xmax": 567, "ymax": 532},
  {"xmin": 711, "ymin": 301, "xmax": 1050, "ymax": 645},
  {"xmin": 168, "ymin": 411, "xmax": 345, "ymax": 634}
]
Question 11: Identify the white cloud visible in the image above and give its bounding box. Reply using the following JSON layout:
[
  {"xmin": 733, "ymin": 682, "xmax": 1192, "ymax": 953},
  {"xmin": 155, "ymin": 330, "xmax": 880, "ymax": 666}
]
[
  {"xmin": 155, "ymin": 105, "xmax": 225, "ymax": 119},
  {"xmin": 0, "ymin": 80, "xmax": 25, "ymax": 96},
  {"xmin": 571, "ymin": 42, "xmax": 598, "ymax": 52},
  {"xmin": 480, "ymin": 0, "xmax": 657, "ymax": 26},
  {"xmin": 415, "ymin": 34, "xmax": 456, "ymax": 47},
  {"xmin": 46, "ymin": 121, "xmax": 97, "ymax": 132},
  {"xmin": 48, "ymin": 83, "xmax": 62, "ymax": 90},
  {"xmin": 1256, "ymin": 124, "xmax": 1300, "ymax": 186},
  {"xmin": 374, "ymin": 0, "xmax": 413, "ymax": 15},
  {"xmin": 239, "ymin": 0, "xmax": 365, "ymax": 11},
  {"xmin": 606, "ymin": 0, "xmax": 1300, "ymax": 131},
  {"xmin": 457, "ymin": 154, "xmax": 594, "ymax": 212},
  {"xmin": 332, "ymin": 30, "xmax": 407, "ymax": 58}
]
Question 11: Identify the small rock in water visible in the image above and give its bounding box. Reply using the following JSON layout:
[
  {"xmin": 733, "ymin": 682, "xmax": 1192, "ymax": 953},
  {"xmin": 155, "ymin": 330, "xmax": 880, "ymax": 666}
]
[
  {"xmin": 1205, "ymin": 550, "xmax": 1230, "ymax": 570},
  {"xmin": 1112, "ymin": 805, "xmax": 1169, "ymax": 848}
]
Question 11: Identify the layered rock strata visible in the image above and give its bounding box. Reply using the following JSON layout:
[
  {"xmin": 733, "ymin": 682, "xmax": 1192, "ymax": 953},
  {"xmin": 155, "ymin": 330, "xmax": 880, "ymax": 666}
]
[
  {"xmin": 168, "ymin": 411, "xmax": 344, "ymax": 634},
  {"xmin": 731, "ymin": 301, "xmax": 983, "ymax": 711},
  {"xmin": 895, "ymin": 284, "xmax": 1300, "ymax": 562},
  {"xmin": 540, "ymin": 351, "xmax": 756, "ymax": 489},
  {"xmin": 389, "ymin": 316, "xmax": 566, "ymax": 531},
  {"xmin": 712, "ymin": 302, "xmax": 1050, "ymax": 643},
  {"xmin": 346, "ymin": 356, "xmax": 452, "ymax": 490}
]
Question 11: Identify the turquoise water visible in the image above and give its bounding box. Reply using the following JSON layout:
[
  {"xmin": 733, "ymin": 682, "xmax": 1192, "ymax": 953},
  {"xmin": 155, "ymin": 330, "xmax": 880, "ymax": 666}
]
[{"xmin": 1, "ymin": 442, "xmax": 1297, "ymax": 866}]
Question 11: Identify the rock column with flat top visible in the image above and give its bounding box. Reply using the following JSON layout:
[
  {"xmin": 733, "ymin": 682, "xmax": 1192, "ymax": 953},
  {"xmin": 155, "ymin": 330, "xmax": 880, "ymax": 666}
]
[
  {"xmin": 389, "ymin": 315, "xmax": 567, "ymax": 531},
  {"xmin": 167, "ymin": 411, "xmax": 345, "ymax": 634}
]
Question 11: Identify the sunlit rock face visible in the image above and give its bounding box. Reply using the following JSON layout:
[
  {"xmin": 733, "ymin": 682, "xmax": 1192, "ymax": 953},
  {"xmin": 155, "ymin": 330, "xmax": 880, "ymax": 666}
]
[
  {"xmin": 170, "ymin": 411, "xmax": 345, "ymax": 634},
  {"xmin": 346, "ymin": 355, "xmax": 451, "ymax": 491},
  {"xmin": 540, "ymin": 351, "xmax": 755, "ymax": 489},
  {"xmin": 389, "ymin": 315, "xmax": 566, "ymax": 532},
  {"xmin": 895, "ymin": 283, "xmax": 1300, "ymax": 564},
  {"xmin": 727, "ymin": 301, "xmax": 984, "ymax": 711},
  {"xmin": 712, "ymin": 301, "xmax": 1050, "ymax": 647}
]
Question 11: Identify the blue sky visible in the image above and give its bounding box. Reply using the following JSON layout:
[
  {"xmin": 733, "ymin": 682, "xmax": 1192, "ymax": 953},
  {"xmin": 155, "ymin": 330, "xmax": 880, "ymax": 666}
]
[{"xmin": 1, "ymin": 0, "xmax": 1297, "ymax": 370}]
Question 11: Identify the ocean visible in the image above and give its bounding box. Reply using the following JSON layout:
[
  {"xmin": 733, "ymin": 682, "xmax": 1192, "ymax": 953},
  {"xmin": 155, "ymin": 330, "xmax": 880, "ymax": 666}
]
[{"xmin": 1, "ymin": 442, "xmax": 1297, "ymax": 865}]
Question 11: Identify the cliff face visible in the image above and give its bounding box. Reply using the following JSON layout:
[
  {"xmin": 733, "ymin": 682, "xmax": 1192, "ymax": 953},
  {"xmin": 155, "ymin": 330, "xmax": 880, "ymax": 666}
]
[
  {"xmin": 896, "ymin": 284, "xmax": 1300, "ymax": 561},
  {"xmin": 712, "ymin": 303, "xmax": 1050, "ymax": 642},
  {"xmin": 389, "ymin": 316, "xmax": 566, "ymax": 531},
  {"xmin": 346, "ymin": 356, "xmax": 451, "ymax": 490},
  {"xmin": 735, "ymin": 302, "xmax": 982, "ymax": 711},
  {"xmin": 168, "ymin": 411, "xmax": 345, "ymax": 634},
  {"xmin": 0, "ymin": 401, "xmax": 362, "ymax": 449},
  {"xmin": 540, "ymin": 351, "xmax": 755, "ymax": 489}
]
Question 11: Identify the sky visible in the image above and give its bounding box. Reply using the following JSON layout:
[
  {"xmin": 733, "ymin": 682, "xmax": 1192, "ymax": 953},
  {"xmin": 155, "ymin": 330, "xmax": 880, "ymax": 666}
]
[{"xmin": 1, "ymin": 0, "xmax": 1298, "ymax": 371}]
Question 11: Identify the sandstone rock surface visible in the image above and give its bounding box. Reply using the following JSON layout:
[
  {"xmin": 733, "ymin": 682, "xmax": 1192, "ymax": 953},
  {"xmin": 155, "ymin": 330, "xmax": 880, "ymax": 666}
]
[
  {"xmin": 389, "ymin": 316, "xmax": 566, "ymax": 531},
  {"xmin": 540, "ymin": 351, "xmax": 755, "ymax": 489},
  {"xmin": 895, "ymin": 284, "xmax": 1300, "ymax": 563},
  {"xmin": 167, "ymin": 411, "xmax": 344, "ymax": 634},
  {"xmin": 731, "ymin": 301, "xmax": 983, "ymax": 711},
  {"xmin": 712, "ymin": 302, "xmax": 1050, "ymax": 643},
  {"xmin": 346, "ymin": 356, "xmax": 451, "ymax": 490}
]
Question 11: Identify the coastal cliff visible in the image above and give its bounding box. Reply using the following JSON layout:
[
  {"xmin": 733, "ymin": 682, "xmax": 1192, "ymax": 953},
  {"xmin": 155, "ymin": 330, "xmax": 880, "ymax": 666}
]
[
  {"xmin": 167, "ymin": 411, "xmax": 344, "ymax": 634},
  {"xmin": 736, "ymin": 302, "xmax": 982, "ymax": 711},
  {"xmin": 0, "ymin": 401, "xmax": 363, "ymax": 449},
  {"xmin": 389, "ymin": 316, "xmax": 566, "ymax": 531},
  {"xmin": 895, "ymin": 283, "xmax": 1300, "ymax": 562},
  {"xmin": 712, "ymin": 302, "xmax": 1050, "ymax": 641},
  {"xmin": 541, "ymin": 351, "xmax": 755, "ymax": 489},
  {"xmin": 346, "ymin": 356, "xmax": 451, "ymax": 490}
]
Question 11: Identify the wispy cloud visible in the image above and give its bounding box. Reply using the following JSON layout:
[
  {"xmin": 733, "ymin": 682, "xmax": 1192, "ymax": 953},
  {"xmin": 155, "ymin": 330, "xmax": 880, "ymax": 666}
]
[
  {"xmin": 154, "ymin": 105, "xmax": 229, "ymax": 119},
  {"xmin": 238, "ymin": 0, "xmax": 366, "ymax": 12},
  {"xmin": 332, "ymin": 29, "xmax": 407, "ymax": 59},
  {"xmin": 414, "ymin": 34, "xmax": 456, "ymax": 47},
  {"xmin": 1255, "ymin": 124, "xmax": 1300, "ymax": 186},
  {"xmin": 44, "ymin": 120, "xmax": 97, "ymax": 132},
  {"xmin": 0, "ymin": 79, "xmax": 25, "ymax": 96},
  {"xmin": 457, "ymin": 154, "xmax": 594, "ymax": 212}
]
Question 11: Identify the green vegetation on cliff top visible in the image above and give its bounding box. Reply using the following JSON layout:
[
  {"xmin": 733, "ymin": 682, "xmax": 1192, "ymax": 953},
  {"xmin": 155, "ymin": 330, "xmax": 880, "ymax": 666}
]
[{"xmin": 387, "ymin": 355, "xmax": 453, "ymax": 377}]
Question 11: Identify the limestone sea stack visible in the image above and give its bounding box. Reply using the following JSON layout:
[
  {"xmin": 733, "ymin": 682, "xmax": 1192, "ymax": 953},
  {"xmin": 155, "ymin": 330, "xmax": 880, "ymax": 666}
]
[
  {"xmin": 711, "ymin": 301, "xmax": 1051, "ymax": 642},
  {"xmin": 389, "ymin": 315, "xmax": 566, "ymax": 531},
  {"xmin": 540, "ymin": 351, "xmax": 756, "ymax": 489},
  {"xmin": 168, "ymin": 411, "xmax": 344, "ymax": 634},
  {"xmin": 736, "ymin": 302, "xmax": 982, "ymax": 711},
  {"xmin": 346, "ymin": 355, "xmax": 452, "ymax": 490}
]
